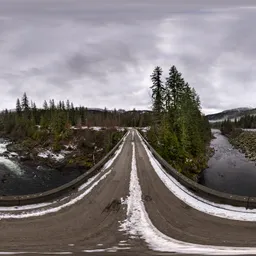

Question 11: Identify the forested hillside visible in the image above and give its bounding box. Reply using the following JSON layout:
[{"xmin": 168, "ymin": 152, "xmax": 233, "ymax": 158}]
[
  {"xmin": 0, "ymin": 93, "xmax": 151, "ymax": 140},
  {"xmin": 0, "ymin": 67, "xmax": 212, "ymax": 180},
  {"xmin": 146, "ymin": 65, "xmax": 212, "ymax": 179},
  {"xmin": 220, "ymin": 115, "xmax": 256, "ymax": 134}
]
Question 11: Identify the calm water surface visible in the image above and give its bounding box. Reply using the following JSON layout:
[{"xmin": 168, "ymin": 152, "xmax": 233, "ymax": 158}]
[{"xmin": 199, "ymin": 129, "xmax": 256, "ymax": 196}]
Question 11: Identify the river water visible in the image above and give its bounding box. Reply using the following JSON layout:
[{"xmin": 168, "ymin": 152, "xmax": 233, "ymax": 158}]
[
  {"xmin": 199, "ymin": 129, "xmax": 256, "ymax": 196},
  {"xmin": 0, "ymin": 139, "xmax": 83, "ymax": 196}
]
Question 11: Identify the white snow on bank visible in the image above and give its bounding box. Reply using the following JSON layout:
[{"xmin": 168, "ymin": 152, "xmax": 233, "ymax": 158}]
[
  {"xmin": 64, "ymin": 144, "xmax": 76, "ymax": 150},
  {"xmin": 10, "ymin": 152, "xmax": 18, "ymax": 157},
  {"xmin": 139, "ymin": 126, "xmax": 150, "ymax": 133},
  {"xmin": 71, "ymin": 126, "xmax": 103, "ymax": 131},
  {"xmin": 116, "ymin": 127, "xmax": 126, "ymax": 132},
  {"xmin": 120, "ymin": 140, "xmax": 256, "ymax": 255},
  {"xmin": 38, "ymin": 150, "xmax": 65, "ymax": 161},
  {"xmin": 137, "ymin": 131, "xmax": 256, "ymax": 221},
  {"xmin": 71, "ymin": 126, "xmax": 128, "ymax": 132},
  {"xmin": 90, "ymin": 127, "xmax": 102, "ymax": 131},
  {"xmin": 242, "ymin": 129, "xmax": 256, "ymax": 132},
  {"xmin": 0, "ymin": 132, "xmax": 129, "ymax": 219},
  {"xmin": 77, "ymin": 134, "xmax": 127, "ymax": 193}
]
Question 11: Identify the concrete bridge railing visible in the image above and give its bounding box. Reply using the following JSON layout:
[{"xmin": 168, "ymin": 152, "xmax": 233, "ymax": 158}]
[
  {"xmin": 0, "ymin": 132, "xmax": 128, "ymax": 206},
  {"xmin": 139, "ymin": 131, "xmax": 256, "ymax": 209}
]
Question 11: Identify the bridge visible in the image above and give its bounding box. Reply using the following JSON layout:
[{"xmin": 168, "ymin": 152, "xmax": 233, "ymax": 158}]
[{"xmin": 1, "ymin": 130, "xmax": 256, "ymax": 255}]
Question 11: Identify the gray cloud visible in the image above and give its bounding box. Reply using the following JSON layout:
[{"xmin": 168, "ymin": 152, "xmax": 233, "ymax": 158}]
[{"xmin": 1, "ymin": 0, "xmax": 256, "ymax": 113}]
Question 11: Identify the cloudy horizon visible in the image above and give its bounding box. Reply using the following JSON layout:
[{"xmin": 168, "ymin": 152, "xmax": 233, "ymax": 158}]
[{"xmin": 1, "ymin": 0, "xmax": 256, "ymax": 115}]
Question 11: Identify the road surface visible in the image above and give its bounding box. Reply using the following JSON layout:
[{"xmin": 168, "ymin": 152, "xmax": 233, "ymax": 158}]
[{"xmin": 1, "ymin": 130, "xmax": 256, "ymax": 255}]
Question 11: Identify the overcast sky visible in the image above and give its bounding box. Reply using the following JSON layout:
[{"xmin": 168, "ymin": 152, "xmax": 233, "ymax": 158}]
[{"xmin": 1, "ymin": 0, "xmax": 256, "ymax": 114}]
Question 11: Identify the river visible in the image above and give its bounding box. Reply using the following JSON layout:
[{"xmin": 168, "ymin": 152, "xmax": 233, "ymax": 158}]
[
  {"xmin": 199, "ymin": 129, "xmax": 256, "ymax": 196},
  {"xmin": 0, "ymin": 139, "xmax": 83, "ymax": 196}
]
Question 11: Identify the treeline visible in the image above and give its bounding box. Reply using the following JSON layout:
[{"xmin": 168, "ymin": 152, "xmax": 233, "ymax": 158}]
[
  {"xmin": 220, "ymin": 115, "xmax": 256, "ymax": 136},
  {"xmin": 233, "ymin": 115, "xmax": 256, "ymax": 129},
  {"xmin": 0, "ymin": 93, "xmax": 152, "ymax": 140},
  {"xmin": 147, "ymin": 65, "xmax": 211, "ymax": 179}
]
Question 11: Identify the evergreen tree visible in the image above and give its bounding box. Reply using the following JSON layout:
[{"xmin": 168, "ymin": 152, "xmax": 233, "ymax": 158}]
[
  {"xmin": 151, "ymin": 66, "xmax": 164, "ymax": 124},
  {"xmin": 21, "ymin": 93, "xmax": 29, "ymax": 112},
  {"xmin": 165, "ymin": 66, "xmax": 185, "ymax": 110},
  {"xmin": 66, "ymin": 100, "xmax": 70, "ymax": 110},
  {"xmin": 43, "ymin": 100, "xmax": 48, "ymax": 110},
  {"xmin": 50, "ymin": 99, "xmax": 55, "ymax": 110},
  {"xmin": 16, "ymin": 98, "xmax": 22, "ymax": 116},
  {"xmin": 61, "ymin": 101, "xmax": 65, "ymax": 110},
  {"xmin": 149, "ymin": 65, "xmax": 211, "ymax": 178}
]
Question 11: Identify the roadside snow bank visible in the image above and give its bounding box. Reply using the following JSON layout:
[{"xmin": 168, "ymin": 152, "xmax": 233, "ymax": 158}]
[
  {"xmin": 137, "ymin": 130, "xmax": 256, "ymax": 221},
  {"xmin": 120, "ymin": 140, "xmax": 256, "ymax": 254},
  {"xmin": 0, "ymin": 132, "xmax": 129, "ymax": 219},
  {"xmin": 140, "ymin": 126, "xmax": 150, "ymax": 133}
]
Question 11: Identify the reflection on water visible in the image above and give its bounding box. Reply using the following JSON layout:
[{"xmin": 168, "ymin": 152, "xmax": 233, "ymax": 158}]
[{"xmin": 199, "ymin": 129, "xmax": 256, "ymax": 196}]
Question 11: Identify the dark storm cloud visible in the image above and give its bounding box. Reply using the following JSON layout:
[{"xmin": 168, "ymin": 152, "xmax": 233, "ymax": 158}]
[{"xmin": 1, "ymin": 0, "xmax": 256, "ymax": 113}]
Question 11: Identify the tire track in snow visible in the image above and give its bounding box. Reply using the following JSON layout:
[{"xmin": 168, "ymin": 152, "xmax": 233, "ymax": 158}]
[{"xmin": 120, "ymin": 139, "xmax": 256, "ymax": 255}]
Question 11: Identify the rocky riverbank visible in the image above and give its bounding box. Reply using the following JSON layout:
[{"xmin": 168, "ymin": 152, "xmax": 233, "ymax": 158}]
[
  {"xmin": 1, "ymin": 128, "xmax": 126, "ymax": 173},
  {"xmin": 229, "ymin": 130, "xmax": 256, "ymax": 163}
]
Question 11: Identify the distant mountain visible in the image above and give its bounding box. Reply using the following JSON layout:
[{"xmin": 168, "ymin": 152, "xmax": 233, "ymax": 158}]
[{"xmin": 206, "ymin": 107, "xmax": 256, "ymax": 123}]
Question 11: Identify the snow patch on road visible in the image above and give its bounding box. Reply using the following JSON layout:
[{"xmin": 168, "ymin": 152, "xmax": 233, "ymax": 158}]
[
  {"xmin": 137, "ymin": 131, "xmax": 256, "ymax": 221},
  {"xmin": 120, "ymin": 140, "xmax": 256, "ymax": 254},
  {"xmin": 0, "ymin": 169, "xmax": 113, "ymax": 219},
  {"xmin": 83, "ymin": 246, "xmax": 130, "ymax": 253},
  {"xmin": 78, "ymin": 172, "xmax": 103, "ymax": 192},
  {"xmin": 0, "ymin": 201, "xmax": 52, "ymax": 212}
]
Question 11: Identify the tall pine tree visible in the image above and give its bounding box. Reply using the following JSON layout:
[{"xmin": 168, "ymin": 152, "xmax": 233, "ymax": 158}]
[
  {"xmin": 16, "ymin": 98, "xmax": 22, "ymax": 116},
  {"xmin": 150, "ymin": 66, "xmax": 164, "ymax": 122}
]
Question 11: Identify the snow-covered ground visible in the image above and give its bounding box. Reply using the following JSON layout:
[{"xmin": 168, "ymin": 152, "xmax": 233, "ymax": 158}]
[
  {"xmin": 120, "ymin": 135, "xmax": 256, "ymax": 255},
  {"xmin": 137, "ymin": 130, "xmax": 256, "ymax": 222},
  {"xmin": 139, "ymin": 126, "xmax": 150, "ymax": 133},
  {"xmin": 38, "ymin": 150, "xmax": 67, "ymax": 161},
  {"xmin": 242, "ymin": 129, "xmax": 256, "ymax": 132},
  {"xmin": 0, "ymin": 132, "xmax": 129, "ymax": 219},
  {"xmin": 71, "ymin": 126, "xmax": 108, "ymax": 131},
  {"xmin": 71, "ymin": 126, "xmax": 127, "ymax": 132}
]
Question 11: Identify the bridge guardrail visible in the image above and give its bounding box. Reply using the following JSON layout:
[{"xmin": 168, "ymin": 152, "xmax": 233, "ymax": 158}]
[
  {"xmin": 0, "ymin": 132, "xmax": 128, "ymax": 206},
  {"xmin": 138, "ymin": 130, "xmax": 256, "ymax": 209}
]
